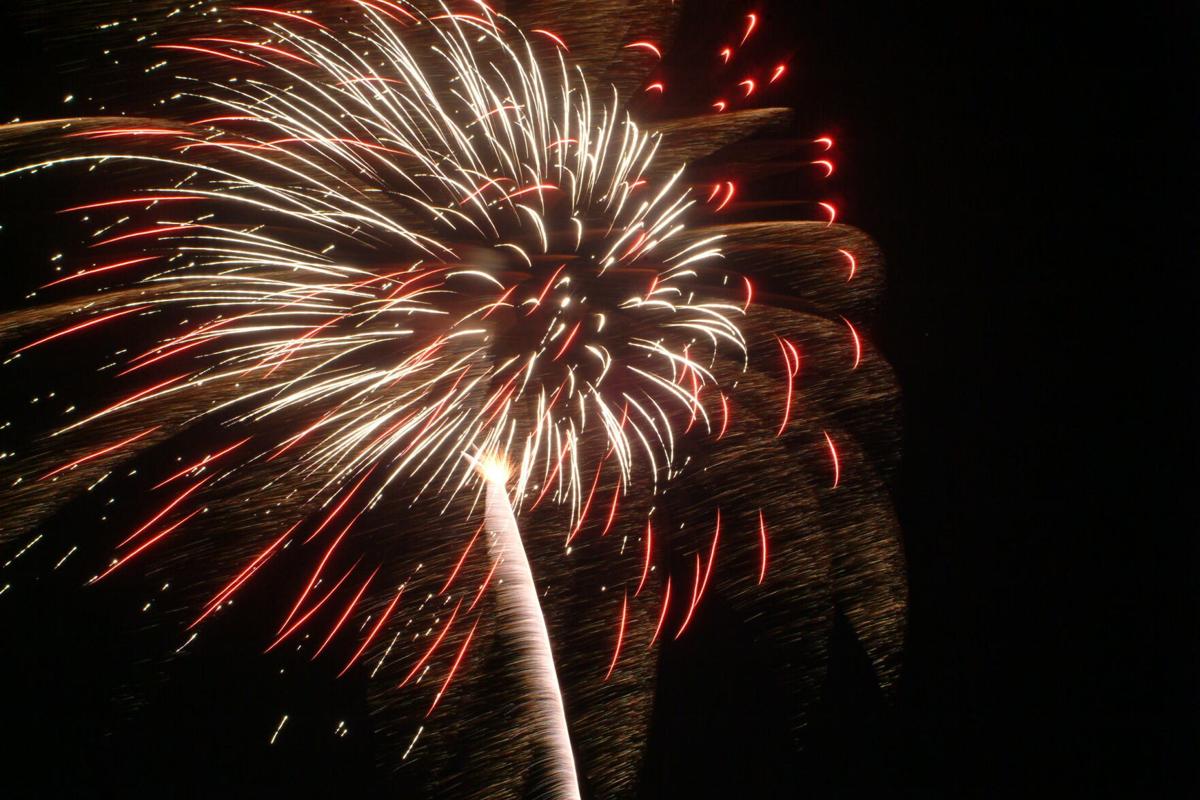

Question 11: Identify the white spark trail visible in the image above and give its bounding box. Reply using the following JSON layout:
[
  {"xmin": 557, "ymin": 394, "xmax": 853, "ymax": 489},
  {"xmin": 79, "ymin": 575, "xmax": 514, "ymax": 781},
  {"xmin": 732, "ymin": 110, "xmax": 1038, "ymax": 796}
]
[{"xmin": 484, "ymin": 475, "xmax": 581, "ymax": 800}]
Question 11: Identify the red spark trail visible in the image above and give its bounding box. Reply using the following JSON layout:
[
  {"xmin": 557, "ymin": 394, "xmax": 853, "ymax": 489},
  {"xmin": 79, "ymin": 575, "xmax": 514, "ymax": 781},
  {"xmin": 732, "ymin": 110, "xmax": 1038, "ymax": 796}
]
[
  {"xmin": 818, "ymin": 201, "xmax": 837, "ymax": 226},
  {"xmin": 39, "ymin": 426, "xmax": 160, "ymax": 480},
  {"xmin": 676, "ymin": 510, "xmax": 722, "ymax": 639},
  {"xmin": 191, "ymin": 38, "xmax": 313, "ymax": 65},
  {"xmin": 266, "ymin": 563, "xmax": 359, "ymax": 652},
  {"xmin": 303, "ymin": 464, "xmax": 379, "ymax": 544},
  {"xmin": 14, "ymin": 306, "xmax": 148, "ymax": 354},
  {"xmin": 757, "ymin": 510, "xmax": 769, "ymax": 584},
  {"xmin": 468, "ymin": 557, "xmax": 501, "ymax": 612},
  {"xmin": 714, "ymin": 181, "xmax": 736, "ymax": 211},
  {"xmin": 604, "ymin": 592, "xmax": 628, "ymax": 681},
  {"xmin": 338, "ymin": 585, "xmax": 404, "ymax": 677},
  {"xmin": 426, "ymin": 617, "xmax": 480, "ymax": 716},
  {"xmin": 90, "ymin": 223, "xmax": 200, "ymax": 248},
  {"xmin": 838, "ymin": 248, "xmax": 858, "ymax": 281},
  {"xmin": 498, "ymin": 182, "xmax": 557, "ymax": 201},
  {"xmin": 154, "ymin": 44, "xmax": 262, "ymax": 67},
  {"xmin": 312, "ymin": 567, "xmax": 379, "ymax": 659},
  {"xmin": 529, "ymin": 437, "xmax": 568, "ymax": 510},
  {"xmin": 823, "ymin": 432, "xmax": 841, "ymax": 488},
  {"xmin": 189, "ymin": 37, "xmax": 312, "ymax": 64},
  {"xmin": 530, "ymin": 29, "xmax": 568, "ymax": 50},
  {"xmin": 93, "ymin": 508, "xmax": 203, "ymax": 583},
  {"xmin": 841, "ymin": 316, "xmax": 863, "ymax": 369},
  {"xmin": 118, "ymin": 475, "xmax": 213, "ymax": 547},
  {"xmin": 58, "ymin": 196, "xmax": 204, "ymax": 213},
  {"xmin": 698, "ymin": 510, "xmax": 721, "ymax": 601},
  {"xmin": 151, "ymin": 437, "xmax": 251, "ymax": 490},
  {"xmin": 441, "ymin": 522, "xmax": 484, "ymax": 594},
  {"xmin": 599, "ymin": 477, "xmax": 621, "ymax": 536},
  {"xmin": 567, "ymin": 459, "xmax": 607, "ymax": 543},
  {"xmin": 776, "ymin": 337, "xmax": 801, "ymax": 436},
  {"xmin": 461, "ymin": 176, "xmax": 513, "ymax": 204},
  {"xmin": 117, "ymin": 336, "xmax": 215, "ymax": 377},
  {"xmin": 624, "ymin": 41, "xmax": 662, "ymax": 59},
  {"xmin": 41, "ymin": 257, "xmax": 160, "ymax": 288},
  {"xmin": 740, "ymin": 13, "xmax": 759, "ymax": 45},
  {"xmin": 636, "ymin": 519, "xmax": 653, "ymax": 596},
  {"xmin": 84, "ymin": 374, "xmax": 190, "ymax": 422},
  {"xmin": 674, "ymin": 553, "xmax": 702, "ymax": 640},
  {"xmin": 280, "ymin": 511, "xmax": 364, "ymax": 632},
  {"xmin": 191, "ymin": 523, "xmax": 297, "ymax": 629},
  {"xmin": 649, "ymin": 575, "xmax": 672, "ymax": 647},
  {"xmin": 401, "ymin": 599, "xmax": 464, "ymax": 687},
  {"xmin": 480, "ymin": 285, "xmax": 516, "ymax": 318}
]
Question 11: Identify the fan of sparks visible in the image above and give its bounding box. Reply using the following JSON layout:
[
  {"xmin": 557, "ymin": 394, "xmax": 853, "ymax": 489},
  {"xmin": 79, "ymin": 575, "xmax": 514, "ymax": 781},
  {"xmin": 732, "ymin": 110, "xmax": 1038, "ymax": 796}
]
[{"xmin": 5, "ymin": 1, "xmax": 751, "ymax": 648}]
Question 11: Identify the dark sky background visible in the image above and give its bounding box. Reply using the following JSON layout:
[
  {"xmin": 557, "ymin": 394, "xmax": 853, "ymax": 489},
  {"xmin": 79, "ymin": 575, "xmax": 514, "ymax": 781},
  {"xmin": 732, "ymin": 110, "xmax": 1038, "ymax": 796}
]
[{"xmin": 0, "ymin": 1, "xmax": 1192, "ymax": 797}]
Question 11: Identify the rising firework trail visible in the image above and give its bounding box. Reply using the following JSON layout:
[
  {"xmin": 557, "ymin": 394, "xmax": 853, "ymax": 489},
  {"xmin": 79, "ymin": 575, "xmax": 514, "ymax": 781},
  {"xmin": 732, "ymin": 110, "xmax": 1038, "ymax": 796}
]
[{"xmin": 482, "ymin": 458, "xmax": 581, "ymax": 799}]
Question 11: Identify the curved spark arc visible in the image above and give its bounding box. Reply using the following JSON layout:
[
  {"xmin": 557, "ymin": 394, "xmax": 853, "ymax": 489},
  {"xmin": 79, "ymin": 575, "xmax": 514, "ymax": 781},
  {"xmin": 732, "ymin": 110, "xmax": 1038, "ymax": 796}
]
[{"xmin": 484, "ymin": 473, "xmax": 581, "ymax": 800}]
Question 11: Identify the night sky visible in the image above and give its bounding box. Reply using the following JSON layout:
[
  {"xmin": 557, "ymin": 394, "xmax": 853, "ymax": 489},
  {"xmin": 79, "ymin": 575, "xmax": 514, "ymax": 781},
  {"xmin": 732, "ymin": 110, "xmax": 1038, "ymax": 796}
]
[{"xmin": 0, "ymin": 2, "xmax": 1191, "ymax": 796}]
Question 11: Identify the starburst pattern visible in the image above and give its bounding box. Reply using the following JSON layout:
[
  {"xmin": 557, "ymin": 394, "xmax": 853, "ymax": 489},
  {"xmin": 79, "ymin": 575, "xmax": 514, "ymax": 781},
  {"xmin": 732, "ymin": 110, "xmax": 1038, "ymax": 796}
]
[{"xmin": 0, "ymin": 2, "xmax": 905, "ymax": 796}]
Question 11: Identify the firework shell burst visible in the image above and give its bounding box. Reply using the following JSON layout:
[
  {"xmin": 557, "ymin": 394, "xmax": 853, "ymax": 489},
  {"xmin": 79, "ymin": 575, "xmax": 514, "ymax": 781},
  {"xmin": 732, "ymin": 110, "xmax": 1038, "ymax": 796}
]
[{"xmin": 0, "ymin": 1, "xmax": 905, "ymax": 796}]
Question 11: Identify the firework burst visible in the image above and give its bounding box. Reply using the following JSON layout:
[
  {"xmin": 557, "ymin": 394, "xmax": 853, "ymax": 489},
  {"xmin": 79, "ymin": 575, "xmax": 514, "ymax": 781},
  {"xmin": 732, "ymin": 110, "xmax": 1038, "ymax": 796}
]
[{"xmin": 0, "ymin": 1, "xmax": 905, "ymax": 795}]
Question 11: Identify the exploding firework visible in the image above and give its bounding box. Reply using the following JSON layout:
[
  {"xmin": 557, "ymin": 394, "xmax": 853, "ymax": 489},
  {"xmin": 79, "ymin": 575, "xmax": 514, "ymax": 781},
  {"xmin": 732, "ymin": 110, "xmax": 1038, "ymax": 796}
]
[{"xmin": 0, "ymin": 1, "xmax": 905, "ymax": 796}]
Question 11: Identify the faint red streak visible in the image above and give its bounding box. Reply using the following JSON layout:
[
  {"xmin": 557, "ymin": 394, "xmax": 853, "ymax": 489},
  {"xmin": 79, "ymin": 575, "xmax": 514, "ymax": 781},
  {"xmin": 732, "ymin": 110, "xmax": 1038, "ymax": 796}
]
[
  {"xmin": 636, "ymin": 520, "xmax": 653, "ymax": 596},
  {"xmin": 14, "ymin": 306, "xmax": 148, "ymax": 354},
  {"xmin": 39, "ymin": 426, "xmax": 160, "ymax": 480},
  {"xmin": 604, "ymin": 592, "xmax": 628, "ymax": 681},
  {"xmin": 649, "ymin": 575, "xmax": 672, "ymax": 647}
]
